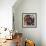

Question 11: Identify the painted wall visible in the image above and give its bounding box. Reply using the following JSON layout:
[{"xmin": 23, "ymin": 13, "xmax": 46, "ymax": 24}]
[
  {"xmin": 41, "ymin": 0, "xmax": 46, "ymax": 46},
  {"xmin": 0, "ymin": 0, "xmax": 16, "ymax": 39},
  {"xmin": 13, "ymin": 0, "xmax": 46, "ymax": 46},
  {"xmin": 0, "ymin": 0, "xmax": 46, "ymax": 46},
  {"xmin": 0, "ymin": 0, "xmax": 16, "ymax": 29}
]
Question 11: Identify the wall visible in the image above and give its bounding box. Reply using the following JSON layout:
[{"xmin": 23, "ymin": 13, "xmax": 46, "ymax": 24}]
[
  {"xmin": 0, "ymin": 0, "xmax": 16, "ymax": 38},
  {"xmin": 13, "ymin": 0, "xmax": 41, "ymax": 46},
  {"xmin": 0, "ymin": 0, "xmax": 46, "ymax": 46},
  {"xmin": 0, "ymin": 0, "xmax": 16, "ymax": 30},
  {"xmin": 41, "ymin": 0, "xmax": 46, "ymax": 46}
]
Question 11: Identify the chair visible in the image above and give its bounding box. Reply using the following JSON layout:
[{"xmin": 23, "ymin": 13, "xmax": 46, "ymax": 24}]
[{"xmin": 25, "ymin": 40, "xmax": 35, "ymax": 46}]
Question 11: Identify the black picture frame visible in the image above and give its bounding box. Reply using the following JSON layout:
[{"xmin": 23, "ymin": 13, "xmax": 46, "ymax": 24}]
[{"xmin": 22, "ymin": 13, "xmax": 37, "ymax": 28}]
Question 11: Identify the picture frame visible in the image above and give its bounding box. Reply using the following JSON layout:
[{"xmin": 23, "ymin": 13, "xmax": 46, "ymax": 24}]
[{"xmin": 22, "ymin": 13, "xmax": 37, "ymax": 28}]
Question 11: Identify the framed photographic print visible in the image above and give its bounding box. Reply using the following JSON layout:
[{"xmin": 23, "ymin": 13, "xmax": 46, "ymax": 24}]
[{"xmin": 22, "ymin": 13, "xmax": 37, "ymax": 28}]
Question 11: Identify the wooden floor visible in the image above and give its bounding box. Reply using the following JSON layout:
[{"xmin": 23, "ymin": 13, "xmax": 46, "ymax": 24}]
[{"xmin": 0, "ymin": 39, "xmax": 16, "ymax": 46}]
